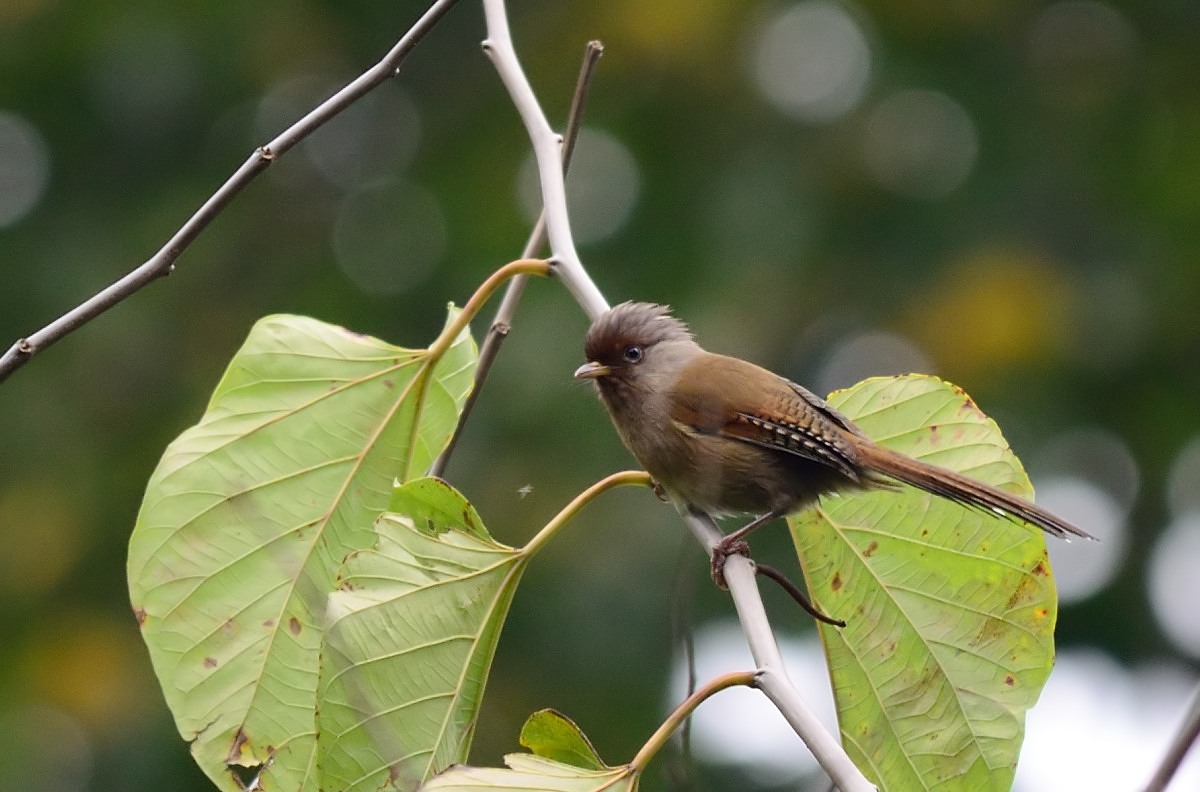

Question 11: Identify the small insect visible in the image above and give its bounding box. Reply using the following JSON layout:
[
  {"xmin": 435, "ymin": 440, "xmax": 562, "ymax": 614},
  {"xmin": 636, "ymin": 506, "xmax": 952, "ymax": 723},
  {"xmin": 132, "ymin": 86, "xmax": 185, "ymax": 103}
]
[{"xmin": 517, "ymin": 484, "xmax": 533, "ymax": 499}]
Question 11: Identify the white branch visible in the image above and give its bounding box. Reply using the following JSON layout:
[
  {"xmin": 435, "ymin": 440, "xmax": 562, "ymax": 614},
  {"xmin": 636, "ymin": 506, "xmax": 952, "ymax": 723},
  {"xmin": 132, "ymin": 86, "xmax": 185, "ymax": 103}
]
[
  {"xmin": 683, "ymin": 512, "xmax": 876, "ymax": 792},
  {"xmin": 480, "ymin": 0, "xmax": 608, "ymax": 320},
  {"xmin": 481, "ymin": 2, "xmax": 874, "ymax": 788}
]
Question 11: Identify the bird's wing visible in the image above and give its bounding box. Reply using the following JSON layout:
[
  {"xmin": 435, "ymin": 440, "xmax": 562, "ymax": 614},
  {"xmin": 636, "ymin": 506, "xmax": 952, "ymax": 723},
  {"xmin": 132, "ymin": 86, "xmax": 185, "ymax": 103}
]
[{"xmin": 669, "ymin": 354, "xmax": 864, "ymax": 481}]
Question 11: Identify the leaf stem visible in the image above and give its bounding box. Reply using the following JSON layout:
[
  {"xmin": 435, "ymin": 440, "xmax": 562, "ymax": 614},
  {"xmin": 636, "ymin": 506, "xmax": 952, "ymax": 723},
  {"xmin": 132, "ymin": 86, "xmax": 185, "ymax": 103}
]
[
  {"xmin": 428, "ymin": 40, "xmax": 604, "ymax": 479},
  {"xmin": 426, "ymin": 258, "xmax": 551, "ymax": 362},
  {"xmin": 522, "ymin": 470, "xmax": 652, "ymax": 559},
  {"xmin": 629, "ymin": 671, "xmax": 757, "ymax": 773}
]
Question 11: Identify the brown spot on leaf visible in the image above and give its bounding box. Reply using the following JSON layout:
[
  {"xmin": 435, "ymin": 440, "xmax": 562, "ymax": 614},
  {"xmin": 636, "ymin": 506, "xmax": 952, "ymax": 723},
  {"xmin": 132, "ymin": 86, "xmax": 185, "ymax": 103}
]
[
  {"xmin": 1004, "ymin": 675, "xmax": 1016, "ymax": 687},
  {"xmin": 204, "ymin": 657, "xmax": 218, "ymax": 669},
  {"xmin": 227, "ymin": 727, "xmax": 250, "ymax": 763},
  {"xmin": 831, "ymin": 572, "xmax": 843, "ymax": 592},
  {"xmin": 1033, "ymin": 561, "xmax": 1049, "ymax": 577},
  {"xmin": 133, "ymin": 607, "xmax": 147, "ymax": 627},
  {"xmin": 289, "ymin": 617, "xmax": 302, "ymax": 635},
  {"xmin": 863, "ymin": 540, "xmax": 879, "ymax": 558},
  {"xmin": 383, "ymin": 379, "xmax": 394, "ymax": 390},
  {"xmin": 262, "ymin": 619, "xmax": 275, "ymax": 628},
  {"xmin": 928, "ymin": 424, "xmax": 940, "ymax": 444}
]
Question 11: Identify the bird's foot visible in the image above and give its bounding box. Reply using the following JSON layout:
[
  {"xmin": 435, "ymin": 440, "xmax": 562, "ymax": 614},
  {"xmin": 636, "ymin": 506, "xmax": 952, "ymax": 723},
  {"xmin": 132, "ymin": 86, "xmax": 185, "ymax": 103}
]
[
  {"xmin": 710, "ymin": 536, "xmax": 752, "ymax": 590},
  {"xmin": 651, "ymin": 479, "xmax": 670, "ymax": 503}
]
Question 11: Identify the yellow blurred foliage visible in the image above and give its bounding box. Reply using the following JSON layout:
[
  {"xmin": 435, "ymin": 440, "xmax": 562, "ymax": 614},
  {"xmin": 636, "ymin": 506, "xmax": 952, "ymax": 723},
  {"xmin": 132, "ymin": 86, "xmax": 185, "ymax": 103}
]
[
  {"xmin": 0, "ymin": 480, "xmax": 84, "ymax": 599},
  {"xmin": 904, "ymin": 249, "xmax": 1075, "ymax": 377},
  {"xmin": 0, "ymin": 0, "xmax": 55, "ymax": 28},
  {"xmin": 608, "ymin": 0, "xmax": 749, "ymax": 67},
  {"xmin": 19, "ymin": 609, "xmax": 156, "ymax": 737}
]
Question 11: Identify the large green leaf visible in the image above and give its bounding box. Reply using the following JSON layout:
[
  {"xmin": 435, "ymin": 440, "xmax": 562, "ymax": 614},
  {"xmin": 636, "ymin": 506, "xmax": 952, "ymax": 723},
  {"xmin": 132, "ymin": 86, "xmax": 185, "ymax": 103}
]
[
  {"xmin": 419, "ymin": 755, "xmax": 636, "ymax": 792},
  {"xmin": 792, "ymin": 375, "xmax": 1056, "ymax": 792},
  {"xmin": 127, "ymin": 310, "xmax": 477, "ymax": 791},
  {"xmin": 318, "ymin": 478, "xmax": 526, "ymax": 790}
]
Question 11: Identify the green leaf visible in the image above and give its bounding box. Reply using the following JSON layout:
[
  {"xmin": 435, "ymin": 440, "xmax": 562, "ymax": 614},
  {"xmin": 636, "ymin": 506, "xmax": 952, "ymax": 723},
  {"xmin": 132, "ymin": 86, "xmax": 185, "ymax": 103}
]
[
  {"xmin": 127, "ymin": 310, "xmax": 477, "ymax": 791},
  {"xmin": 519, "ymin": 710, "xmax": 609, "ymax": 771},
  {"xmin": 792, "ymin": 375, "xmax": 1056, "ymax": 792},
  {"xmin": 420, "ymin": 755, "xmax": 636, "ymax": 792},
  {"xmin": 318, "ymin": 478, "xmax": 526, "ymax": 790},
  {"xmin": 387, "ymin": 475, "xmax": 488, "ymax": 540}
]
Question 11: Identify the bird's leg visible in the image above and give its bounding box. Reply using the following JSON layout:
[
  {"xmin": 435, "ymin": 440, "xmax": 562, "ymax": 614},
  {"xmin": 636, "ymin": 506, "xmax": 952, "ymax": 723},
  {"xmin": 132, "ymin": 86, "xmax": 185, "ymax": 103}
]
[{"xmin": 710, "ymin": 509, "xmax": 785, "ymax": 589}]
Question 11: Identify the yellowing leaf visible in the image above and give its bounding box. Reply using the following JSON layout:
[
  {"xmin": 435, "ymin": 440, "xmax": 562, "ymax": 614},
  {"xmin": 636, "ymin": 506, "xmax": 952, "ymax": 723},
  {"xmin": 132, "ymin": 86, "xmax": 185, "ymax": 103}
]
[{"xmin": 793, "ymin": 375, "xmax": 1056, "ymax": 792}]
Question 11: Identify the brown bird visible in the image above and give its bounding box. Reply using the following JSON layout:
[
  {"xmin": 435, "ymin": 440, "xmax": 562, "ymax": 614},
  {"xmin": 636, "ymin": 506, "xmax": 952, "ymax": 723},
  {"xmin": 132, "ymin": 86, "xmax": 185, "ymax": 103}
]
[{"xmin": 575, "ymin": 302, "xmax": 1093, "ymax": 586}]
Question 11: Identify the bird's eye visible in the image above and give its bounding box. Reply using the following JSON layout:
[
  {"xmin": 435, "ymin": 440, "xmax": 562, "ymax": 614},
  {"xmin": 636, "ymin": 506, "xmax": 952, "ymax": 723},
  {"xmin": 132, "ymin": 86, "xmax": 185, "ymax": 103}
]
[{"xmin": 623, "ymin": 344, "xmax": 644, "ymax": 363}]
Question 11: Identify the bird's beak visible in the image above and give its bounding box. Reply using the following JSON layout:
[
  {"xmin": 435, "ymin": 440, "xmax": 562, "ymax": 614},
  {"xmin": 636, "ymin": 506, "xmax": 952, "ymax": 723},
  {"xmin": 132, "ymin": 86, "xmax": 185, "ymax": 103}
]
[{"xmin": 573, "ymin": 360, "xmax": 611, "ymax": 380}]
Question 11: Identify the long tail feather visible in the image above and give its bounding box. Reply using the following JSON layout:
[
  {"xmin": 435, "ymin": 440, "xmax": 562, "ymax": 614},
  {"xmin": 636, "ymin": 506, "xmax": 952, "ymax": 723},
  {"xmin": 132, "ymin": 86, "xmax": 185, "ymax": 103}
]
[{"xmin": 857, "ymin": 443, "xmax": 1095, "ymax": 541}]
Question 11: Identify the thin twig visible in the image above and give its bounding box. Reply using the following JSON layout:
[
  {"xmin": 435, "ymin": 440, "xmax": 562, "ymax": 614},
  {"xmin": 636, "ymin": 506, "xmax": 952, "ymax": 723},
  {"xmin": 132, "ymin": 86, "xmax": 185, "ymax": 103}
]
[
  {"xmin": 0, "ymin": 0, "xmax": 463, "ymax": 385},
  {"xmin": 665, "ymin": 534, "xmax": 698, "ymax": 792},
  {"xmin": 1143, "ymin": 679, "xmax": 1200, "ymax": 792},
  {"xmin": 429, "ymin": 40, "xmax": 603, "ymax": 478}
]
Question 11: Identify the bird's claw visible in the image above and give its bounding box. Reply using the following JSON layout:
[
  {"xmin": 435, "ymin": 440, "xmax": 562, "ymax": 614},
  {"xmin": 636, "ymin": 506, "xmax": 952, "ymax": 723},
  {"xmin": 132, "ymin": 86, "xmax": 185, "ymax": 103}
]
[
  {"xmin": 710, "ymin": 536, "xmax": 752, "ymax": 589},
  {"xmin": 651, "ymin": 479, "xmax": 670, "ymax": 503}
]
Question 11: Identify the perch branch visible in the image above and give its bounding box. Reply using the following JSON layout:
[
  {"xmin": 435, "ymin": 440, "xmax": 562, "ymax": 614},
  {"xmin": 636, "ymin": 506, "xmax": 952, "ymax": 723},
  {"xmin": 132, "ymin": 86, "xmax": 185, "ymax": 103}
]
[
  {"xmin": 481, "ymin": 2, "xmax": 873, "ymax": 789},
  {"xmin": 682, "ymin": 511, "xmax": 875, "ymax": 791},
  {"xmin": 429, "ymin": 40, "xmax": 603, "ymax": 478},
  {"xmin": 0, "ymin": 0, "xmax": 463, "ymax": 385}
]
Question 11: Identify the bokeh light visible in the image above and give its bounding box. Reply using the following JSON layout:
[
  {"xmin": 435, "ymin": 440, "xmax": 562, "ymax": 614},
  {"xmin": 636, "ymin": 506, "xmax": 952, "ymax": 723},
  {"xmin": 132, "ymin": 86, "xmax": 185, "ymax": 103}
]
[
  {"xmin": 1030, "ymin": 428, "xmax": 1137, "ymax": 602},
  {"xmin": 1027, "ymin": 1, "xmax": 1138, "ymax": 111},
  {"xmin": 0, "ymin": 705, "xmax": 93, "ymax": 792},
  {"xmin": 0, "ymin": 111, "xmax": 51, "ymax": 228},
  {"xmin": 1033, "ymin": 428, "xmax": 1140, "ymax": 516},
  {"xmin": 1037, "ymin": 477, "xmax": 1126, "ymax": 603},
  {"xmin": 670, "ymin": 621, "xmax": 835, "ymax": 784},
  {"xmin": 862, "ymin": 90, "xmax": 978, "ymax": 200},
  {"xmin": 518, "ymin": 127, "xmax": 640, "ymax": 245},
  {"xmin": 814, "ymin": 330, "xmax": 932, "ymax": 395},
  {"xmin": 1148, "ymin": 514, "xmax": 1200, "ymax": 659},
  {"xmin": 87, "ymin": 15, "xmax": 200, "ymax": 138},
  {"xmin": 1017, "ymin": 650, "xmax": 1200, "ymax": 791},
  {"xmin": 304, "ymin": 84, "xmax": 421, "ymax": 191},
  {"xmin": 751, "ymin": 0, "xmax": 872, "ymax": 124},
  {"xmin": 332, "ymin": 177, "xmax": 446, "ymax": 295},
  {"xmin": 1166, "ymin": 435, "xmax": 1200, "ymax": 518}
]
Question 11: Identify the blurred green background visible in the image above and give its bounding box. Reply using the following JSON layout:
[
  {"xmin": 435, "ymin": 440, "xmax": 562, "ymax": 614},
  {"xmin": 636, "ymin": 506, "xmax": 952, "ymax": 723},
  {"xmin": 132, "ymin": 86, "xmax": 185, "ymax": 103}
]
[{"xmin": 2, "ymin": 0, "xmax": 1200, "ymax": 790}]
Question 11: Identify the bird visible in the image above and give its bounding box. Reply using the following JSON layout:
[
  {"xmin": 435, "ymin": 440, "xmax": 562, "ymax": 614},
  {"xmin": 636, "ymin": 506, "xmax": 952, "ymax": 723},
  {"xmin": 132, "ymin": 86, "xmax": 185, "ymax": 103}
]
[{"xmin": 574, "ymin": 301, "xmax": 1093, "ymax": 587}]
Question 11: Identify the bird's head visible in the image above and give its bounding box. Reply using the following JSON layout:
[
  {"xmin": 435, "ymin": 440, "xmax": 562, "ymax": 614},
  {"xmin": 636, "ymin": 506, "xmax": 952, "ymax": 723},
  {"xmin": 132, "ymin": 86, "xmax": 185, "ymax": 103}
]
[{"xmin": 574, "ymin": 302, "xmax": 699, "ymax": 403}]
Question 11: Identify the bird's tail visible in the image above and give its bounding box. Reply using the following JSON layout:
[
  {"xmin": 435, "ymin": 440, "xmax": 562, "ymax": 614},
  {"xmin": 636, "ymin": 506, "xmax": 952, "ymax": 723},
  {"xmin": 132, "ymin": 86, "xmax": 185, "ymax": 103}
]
[{"xmin": 856, "ymin": 442, "xmax": 1095, "ymax": 541}]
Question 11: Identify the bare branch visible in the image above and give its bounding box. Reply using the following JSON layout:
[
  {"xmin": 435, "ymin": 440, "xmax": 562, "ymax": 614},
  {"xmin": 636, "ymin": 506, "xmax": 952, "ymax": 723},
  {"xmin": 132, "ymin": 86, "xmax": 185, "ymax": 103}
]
[
  {"xmin": 481, "ymin": 0, "xmax": 608, "ymax": 319},
  {"xmin": 429, "ymin": 40, "xmax": 603, "ymax": 478},
  {"xmin": 0, "ymin": 0, "xmax": 463, "ymax": 385},
  {"xmin": 1143, "ymin": 679, "xmax": 1200, "ymax": 792}
]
